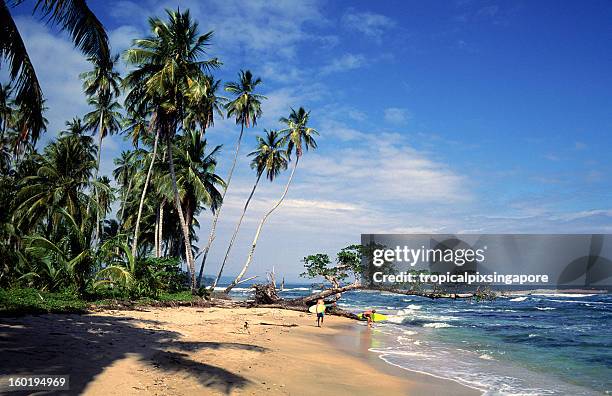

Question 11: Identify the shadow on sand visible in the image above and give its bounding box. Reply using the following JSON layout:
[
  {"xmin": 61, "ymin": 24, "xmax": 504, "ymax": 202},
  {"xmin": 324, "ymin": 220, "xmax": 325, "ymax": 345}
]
[{"xmin": 0, "ymin": 313, "xmax": 268, "ymax": 395}]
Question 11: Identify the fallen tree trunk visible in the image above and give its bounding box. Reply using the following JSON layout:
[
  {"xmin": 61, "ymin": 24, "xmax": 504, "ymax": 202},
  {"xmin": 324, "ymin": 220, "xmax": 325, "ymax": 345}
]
[
  {"xmin": 291, "ymin": 283, "xmax": 362, "ymax": 305},
  {"xmin": 375, "ymin": 286, "xmax": 496, "ymax": 300}
]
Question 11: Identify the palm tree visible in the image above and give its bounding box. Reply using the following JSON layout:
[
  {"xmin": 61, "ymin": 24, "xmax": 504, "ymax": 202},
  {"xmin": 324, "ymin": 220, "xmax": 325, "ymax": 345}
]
[
  {"xmin": 184, "ymin": 75, "xmax": 226, "ymax": 138},
  {"xmin": 1, "ymin": 0, "xmax": 109, "ymax": 147},
  {"xmin": 26, "ymin": 209, "xmax": 96, "ymax": 295},
  {"xmin": 81, "ymin": 54, "xmax": 122, "ymax": 242},
  {"xmin": 15, "ymin": 133, "xmax": 102, "ymax": 236},
  {"xmin": 113, "ymin": 150, "xmax": 137, "ymax": 230},
  {"xmin": 83, "ymin": 94, "xmax": 122, "ymax": 241},
  {"xmin": 124, "ymin": 9, "xmax": 220, "ymax": 291},
  {"xmin": 62, "ymin": 117, "xmax": 87, "ymax": 136},
  {"xmin": 225, "ymin": 107, "xmax": 318, "ymax": 293},
  {"xmin": 171, "ymin": 130, "xmax": 224, "ymax": 236},
  {"xmin": 0, "ymin": 82, "xmax": 14, "ymax": 137},
  {"xmin": 197, "ymin": 70, "xmax": 265, "ymax": 286},
  {"xmin": 80, "ymin": 53, "xmax": 122, "ymax": 178},
  {"xmin": 211, "ymin": 130, "xmax": 287, "ymax": 289},
  {"xmin": 83, "ymin": 94, "xmax": 122, "ymax": 163}
]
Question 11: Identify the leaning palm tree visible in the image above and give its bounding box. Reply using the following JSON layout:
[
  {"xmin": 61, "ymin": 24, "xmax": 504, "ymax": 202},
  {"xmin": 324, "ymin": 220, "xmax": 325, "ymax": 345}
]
[
  {"xmin": 124, "ymin": 9, "xmax": 220, "ymax": 291},
  {"xmin": 211, "ymin": 130, "xmax": 287, "ymax": 289},
  {"xmin": 197, "ymin": 70, "xmax": 265, "ymax": 286},
  {"xmin": 1, "ymin": 0, "xmax": 109, "ymax": 147},
  {"xmin": 225, "ymin": 107, "xmax": 318, "ymax": 293}
]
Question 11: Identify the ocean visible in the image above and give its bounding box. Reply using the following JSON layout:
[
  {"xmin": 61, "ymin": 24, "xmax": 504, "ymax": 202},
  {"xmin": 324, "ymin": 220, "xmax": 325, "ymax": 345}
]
[{"xmin": 222, "ymin": 284, "xmax": 611, "ymax": 395}]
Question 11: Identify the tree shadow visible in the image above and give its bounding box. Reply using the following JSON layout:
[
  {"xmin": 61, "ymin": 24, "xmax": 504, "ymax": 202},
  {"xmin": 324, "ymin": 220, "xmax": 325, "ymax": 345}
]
[{"xmin": 0, "ymin": 313, "xmax": 268, "ymax": 395}]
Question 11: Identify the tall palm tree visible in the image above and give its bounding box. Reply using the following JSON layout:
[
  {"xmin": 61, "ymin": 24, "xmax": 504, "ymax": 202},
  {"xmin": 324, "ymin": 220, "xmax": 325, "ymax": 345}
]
[
  {"xmin": 184, "ymin": 75, "xmax": 226, "ymax": 138},
  {"xmin": 80, "ymin": 53, "xmax": 122, "ymax": 178},
  {"xmin": 81, "ymin": 54, "xmax": 122, "ymax": 242},
  {"xmin": 225, "ymin": 107, "xmax": 318, "ymax": 293},
  {"xmin": 211, "ymin": 130, "xmax": 287, "ymax": 289},
  {"xmin": 113, "ymin": 150, "xmax": 137, "ymax": 229},
  {"xmin": 170, "ymin": 130, "xmax": 224, "ymax": 235},
  {"xmin": 124, "ymin": 9, "xmax": 220, "ymax": 291},
  {"xmin": 83, "ymin": 94, "xmax": 122, "ymax": 241},
  {"xmin": 1, "ymin": 0, "xmax": 109, "ymax": 147},
  {"xmin": 197, "ymin": 70, "xmax": 265, "ymax": 286}
]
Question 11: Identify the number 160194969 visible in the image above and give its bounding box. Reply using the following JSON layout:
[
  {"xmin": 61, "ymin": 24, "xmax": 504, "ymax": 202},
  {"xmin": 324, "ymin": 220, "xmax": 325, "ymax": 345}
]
[{"xmin": 1, "ymin": 375, "xmax": 69, "ymax": 390}]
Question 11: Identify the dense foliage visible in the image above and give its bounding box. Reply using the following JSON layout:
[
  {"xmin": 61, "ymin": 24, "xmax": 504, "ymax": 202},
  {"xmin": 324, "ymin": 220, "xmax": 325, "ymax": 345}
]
[{"xmin": 0, "ymin": 6, "xmax": 319, "ymax": 304}]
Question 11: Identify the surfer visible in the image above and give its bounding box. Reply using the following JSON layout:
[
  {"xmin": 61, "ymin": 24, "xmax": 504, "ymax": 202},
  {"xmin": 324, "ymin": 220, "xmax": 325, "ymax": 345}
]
[
  {"xmin": 316, "ymin": 299, "xmax": 326, "ymax": 327},
  {"xmin": 362, "ymin": 309, "xmax": 376, "ymax": 328}
]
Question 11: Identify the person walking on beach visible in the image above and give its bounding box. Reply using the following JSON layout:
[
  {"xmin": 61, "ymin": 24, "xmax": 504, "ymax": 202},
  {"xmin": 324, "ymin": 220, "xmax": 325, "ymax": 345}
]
[
  {"xmin": 363, "ymin": 309, "xmax": 376, "ymax": 328},
  {"xmin": 316, "ymin": 299, "xmax": 326, "ymax": 327}
]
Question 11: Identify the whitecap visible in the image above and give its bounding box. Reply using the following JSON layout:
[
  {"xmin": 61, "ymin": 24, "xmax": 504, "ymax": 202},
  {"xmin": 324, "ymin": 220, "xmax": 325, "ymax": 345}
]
[
  {"xmin": 535, "ymin": 307, "xmax": 555, "ymax": 311},
  {"xmin": 423, "ymin": 322, "xmax": 455, "ymax": 328},
  {"xmin": 479, "ymin": 354, "xmax": 494, "ymax": 361},
  {"xmin": 532, "ymin": 293, "xmax": 595, "ymax": 298},
  {"xmin": 509, "ymin": 296, "xmax": 528, "ymax": 302}
]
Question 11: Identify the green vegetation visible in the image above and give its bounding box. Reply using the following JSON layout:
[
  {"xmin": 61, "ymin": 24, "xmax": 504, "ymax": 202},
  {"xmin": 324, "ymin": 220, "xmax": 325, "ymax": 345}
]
[
  {"xmin": 0, "ymin": 287, "xmax": 198, "ymax": 316},
  {"xmin": 0, "ymin": 288, "xmax": 88, "ymax": 315},
  {"xmin": 0, "ymin": 5, "xmax": 320, "ymax": 312},
  {"xmin": 301, "ymin": 245, "xmax": 364, "ymax": 289}
]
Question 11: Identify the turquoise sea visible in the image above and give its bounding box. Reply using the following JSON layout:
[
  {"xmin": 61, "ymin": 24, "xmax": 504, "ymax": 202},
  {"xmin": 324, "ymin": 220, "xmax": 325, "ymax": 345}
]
[{"xmin": 223, "ymin": 285, "xmax": 611, "ymax": 395}]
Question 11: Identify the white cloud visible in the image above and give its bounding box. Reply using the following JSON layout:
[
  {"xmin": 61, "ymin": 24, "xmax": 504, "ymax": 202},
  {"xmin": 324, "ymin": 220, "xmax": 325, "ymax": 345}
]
[
  {"xmin": 13, "ymin": 17, "xmax": 89, "ymax": 139},
  {"xmin": 108, "ymin": 0, "xmax": 326, "ymax": 63},
  {"xmin": 320, "ymin": 53, "xmax": 366, "ymax": 75},
  {"xmin": 341, "ymin": 10, "xmax": 396, "ymax": 40},
  {"xmin": 108, "ymin": 25, "xmax": 143, "ymax": 54},
  {"xmin": 384, "ymin": 107, "xmax": 409, "ymax": 125}
]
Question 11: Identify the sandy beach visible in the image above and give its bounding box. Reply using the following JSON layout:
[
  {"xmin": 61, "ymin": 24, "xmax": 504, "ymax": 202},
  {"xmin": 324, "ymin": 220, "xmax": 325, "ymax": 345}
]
[{"xmin": 0, "ymin": 307, "xmax": 479, "ymax": 395}]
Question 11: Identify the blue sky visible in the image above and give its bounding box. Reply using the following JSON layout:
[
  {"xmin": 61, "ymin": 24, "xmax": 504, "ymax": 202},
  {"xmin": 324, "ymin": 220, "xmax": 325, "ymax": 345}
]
[{"xmin": 7, "ymin": 0, "xmax": 612, "ymax": 281}]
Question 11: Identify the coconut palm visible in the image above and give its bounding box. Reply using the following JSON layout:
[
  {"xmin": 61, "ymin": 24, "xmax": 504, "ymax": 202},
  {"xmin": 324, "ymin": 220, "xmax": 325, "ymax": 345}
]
[
  {"xmin": 0, "ymin": 82, "xmax": 14, "ymax": 137},
  {"xmin": 113, "ymin": 150, "xmax": 138, "ymax": 229},
  {"xmin": 197, "ymin": 70, "xmax": 265, "ymax": 286},
  {"xmin": 62, "ymin": 117, "xmax": 87, "ymax": 137},
  {"xmin": 25, "ymin": 209, "xmax": 96, "ymax": 294},
  {"xmin": 184, "ymin": 75, "xmax": 226, "ymax": 138},
  {"xmin": 170, "ymin": 130, "xmax": 224, "ymax": 235},
  {"xmin": 80, "ymin": 54, "xmax": 122, "ymax": 243},
  {"xmin": 211, "ymin": 130, "xmax": 287, "ymax": 289},
  {"xmin": 14, "ymin": 133, "xmax": 103, "ymax": 236},
  {"xmin": 1, "ymin": 0, "xmax": 109, "ymax": 147},
  {"xmin": 83, "ymin": 94, "xmax": 122, "ymax": 240},
  {"xmin": 226, "ymin": 107, "xmax": 318, "ymax": 293},
  {"xmin": 80, "ymin": 53, "xmax": 122, "ymax": 180},
  {"xmin": 124, "ymin": 9, "xmax": 220, "ymax": 291}
]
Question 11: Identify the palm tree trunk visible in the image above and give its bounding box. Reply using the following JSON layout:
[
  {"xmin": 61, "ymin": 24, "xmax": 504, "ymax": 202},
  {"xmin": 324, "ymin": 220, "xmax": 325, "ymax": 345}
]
[
  {"xmin": 224, "ymin": 156, "xmax": 300, "ymax": 294},
  {"xmin": 118, "ymin": 178, "xmax": 132, "ymax": 231},
  {"xmin": 211, "ymin": 173, "xmax": 261, "ymax": 289},
  {"xmin": 90, "ymin": 110, "xmax": 104, "ymax": 243},
  {"xmin": 131, "ymin": 128, "xmax": 160, "ymax": 259},
  {"xmin": 167, "ymin": 137, "xmax": 196, "ymax": 292},
  {"xmin": 196, "ymin": 122, "xmax": 245, "ymax": 286},
  {"xmin": 154, "ymin": 204, "xmax": 159, "ymax": 257},
  {"xmin": 157, "ymin": 200, "xmax": 165, "ymax": 257}
]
